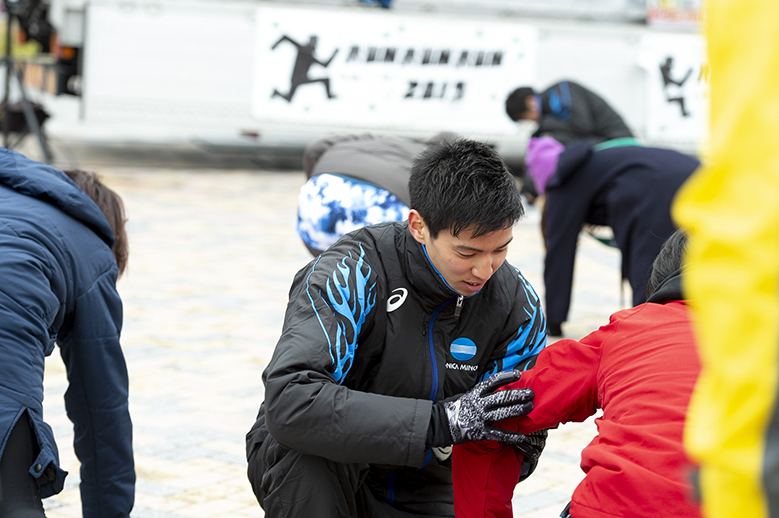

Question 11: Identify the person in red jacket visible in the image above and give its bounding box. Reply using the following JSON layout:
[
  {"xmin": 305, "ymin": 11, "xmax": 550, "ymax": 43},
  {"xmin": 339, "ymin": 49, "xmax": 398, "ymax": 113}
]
[{"xmin": 452, "ymin": 229, "xmax": 702, "ymax": 518}]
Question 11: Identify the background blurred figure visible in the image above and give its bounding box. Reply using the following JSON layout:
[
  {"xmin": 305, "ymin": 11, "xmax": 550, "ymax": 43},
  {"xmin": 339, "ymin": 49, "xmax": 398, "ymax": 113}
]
[
  {"xmin": 359, "ymin": 0, "xmax": 392, "ymax": 7},
  {"xmin": 453, "ymin": 229, "xmax": 702, "ymax": 518},
  {"xmin": 298, "ymin": 132, "xmax": 454, "ymax": 255},
  {"xmin": 526, "ymin": 136, "xmax": 698, "ymax": 336},
  {"xmin": 505, "ymin": 80, "xmax": 633, "ymax": 145},
  {"xmin": 0, "ymin": 150, "xmax": 134, "ymax": 517}
]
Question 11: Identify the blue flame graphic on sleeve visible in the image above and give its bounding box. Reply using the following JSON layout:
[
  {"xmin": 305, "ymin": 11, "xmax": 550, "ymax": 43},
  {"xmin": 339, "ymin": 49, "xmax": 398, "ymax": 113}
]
[
  {"xmin": 313, "ymin": 245, "xmax": 377, "ymax": 384},
  {"xmin": 480, "ymin": 268, "xmax": 547, "ymax": 381}
]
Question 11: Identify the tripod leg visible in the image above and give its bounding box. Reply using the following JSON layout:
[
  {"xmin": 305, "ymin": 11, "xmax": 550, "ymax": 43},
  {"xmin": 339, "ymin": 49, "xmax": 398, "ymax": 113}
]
[
  {"xmin": 8, "ymin": 127, "xmax": 27, "ymax": 149},
  {"xmin": 14, "ymin": 68, "xmax": 52, "ymax": 164},
  {"xmin": 2, "ymin": 2, "xmax": 13, "ymax": 148}
]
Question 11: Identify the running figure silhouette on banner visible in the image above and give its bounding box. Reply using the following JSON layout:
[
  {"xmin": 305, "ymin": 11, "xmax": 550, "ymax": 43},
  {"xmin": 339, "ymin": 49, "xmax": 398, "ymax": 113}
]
[{"xmin": 271, "ymin": 35, "xmax": 338, "ymax": 102}]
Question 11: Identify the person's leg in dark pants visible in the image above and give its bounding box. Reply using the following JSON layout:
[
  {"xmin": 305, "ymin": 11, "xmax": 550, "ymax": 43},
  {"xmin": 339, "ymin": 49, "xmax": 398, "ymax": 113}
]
[
  {"xmin": 249, "ymin": 434, "xmax": 368, "ymax": 518},
  {"xmin": 0, "ymin": 413, "xmax": 46, "ymax": 518}
]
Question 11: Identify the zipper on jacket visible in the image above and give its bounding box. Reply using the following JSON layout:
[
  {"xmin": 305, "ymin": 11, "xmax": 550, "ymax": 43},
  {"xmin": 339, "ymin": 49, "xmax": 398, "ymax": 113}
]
[
  {"xmin": 454, "ymin": 295, "xmax": 464, "ymax": 319},
  {"xmin": 386, "ymin": 299, "xmax": 453, "ymax": 503},
  {"xmin": 427, "ymin": 301, "xmax": 451, "ymax": 402}
]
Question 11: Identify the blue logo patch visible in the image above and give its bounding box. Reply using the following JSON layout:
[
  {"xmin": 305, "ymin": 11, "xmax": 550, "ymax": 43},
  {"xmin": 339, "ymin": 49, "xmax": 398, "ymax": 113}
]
[{"xmin": 450, "ymin": 337, "xmax": 477, "ymax": 361}]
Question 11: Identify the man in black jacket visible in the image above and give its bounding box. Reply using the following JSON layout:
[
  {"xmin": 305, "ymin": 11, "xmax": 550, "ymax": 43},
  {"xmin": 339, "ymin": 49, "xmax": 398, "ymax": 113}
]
[
  {"xmin": 525, "ymin": 136, "xmax": 699, "ymax": 337},
  {"xmin": 246, "ymin": 138, "xmax": 548, "ymax": 517},
  {"xmin": 505, "ymin": 80, "xmax": 633, "ymax": 145}
]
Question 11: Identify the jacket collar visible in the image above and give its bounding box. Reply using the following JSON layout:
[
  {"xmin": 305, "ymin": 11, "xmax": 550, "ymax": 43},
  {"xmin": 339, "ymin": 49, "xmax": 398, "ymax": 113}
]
[
  {"xmin": 646, "ymin": 269, "xmax": 684, "ymax": 304},
  {"xmin": 400, "ymin": 226, "xmax": 463, "ymax": 307}
]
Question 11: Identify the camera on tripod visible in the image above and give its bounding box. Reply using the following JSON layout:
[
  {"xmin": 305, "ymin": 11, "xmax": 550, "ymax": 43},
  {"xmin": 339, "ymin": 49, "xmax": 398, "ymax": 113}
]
[{"xmin": 4, "ymin": 0, "xmax": 55, "ymax": 50}]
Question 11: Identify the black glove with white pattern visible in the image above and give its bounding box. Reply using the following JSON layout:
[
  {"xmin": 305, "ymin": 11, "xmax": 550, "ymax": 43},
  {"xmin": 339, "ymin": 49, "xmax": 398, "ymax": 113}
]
[
  {"xmin": 517, "ymin": 429, "xmax": 548, "ymax": 461},
  {"xmin": 442, "ymin": 370, "xmax": 534, "ymax": 445}
]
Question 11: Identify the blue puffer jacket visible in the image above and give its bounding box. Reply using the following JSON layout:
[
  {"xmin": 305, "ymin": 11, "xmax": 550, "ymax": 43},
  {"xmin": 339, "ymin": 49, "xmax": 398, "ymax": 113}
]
[{"xmin": 0, "ymin": 148, "xmax": 134, "ymax": 516}]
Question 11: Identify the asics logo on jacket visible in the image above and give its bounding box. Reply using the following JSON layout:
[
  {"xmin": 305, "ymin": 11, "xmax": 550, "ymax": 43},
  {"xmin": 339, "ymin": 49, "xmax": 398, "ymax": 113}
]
[{"xmin": 386, "ymin": 288, "xmax": 408, "ymax": 312}]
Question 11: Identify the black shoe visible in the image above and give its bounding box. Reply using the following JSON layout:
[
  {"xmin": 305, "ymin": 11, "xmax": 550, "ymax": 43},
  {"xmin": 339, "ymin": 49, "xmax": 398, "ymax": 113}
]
[{"xmin": 547, "ymin": 323, "xmax": 562, "ymax": 337}]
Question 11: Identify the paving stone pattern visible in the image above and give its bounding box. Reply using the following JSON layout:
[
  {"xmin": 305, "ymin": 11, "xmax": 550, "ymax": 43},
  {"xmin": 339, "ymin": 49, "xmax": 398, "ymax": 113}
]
[{"xmin": 39, "ymin": 166, "xmax": 625, "ymax": 517}]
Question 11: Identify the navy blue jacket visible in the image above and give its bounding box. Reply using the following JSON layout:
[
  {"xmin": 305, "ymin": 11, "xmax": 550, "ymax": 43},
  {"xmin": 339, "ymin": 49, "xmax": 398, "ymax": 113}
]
[
  {"xmin": 543, "ymin": 142, "xmax": 699, "ymax": 327},
  {"xmin": 0, "ymin": 148, "xmax": 134, "ymax": 516}
]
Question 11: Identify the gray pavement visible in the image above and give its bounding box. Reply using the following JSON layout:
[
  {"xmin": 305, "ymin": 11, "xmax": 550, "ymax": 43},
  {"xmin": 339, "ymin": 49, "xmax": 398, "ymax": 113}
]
[{"xmin": 33, "ymin": 142, "xmax": 627, "ymax": 518}]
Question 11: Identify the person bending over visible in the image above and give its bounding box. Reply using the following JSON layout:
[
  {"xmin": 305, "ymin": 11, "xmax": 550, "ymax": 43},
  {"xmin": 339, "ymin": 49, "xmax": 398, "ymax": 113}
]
[
  {"xmin": 525, "ymin": 136, "xmax": 698, "ymax": 336},
  {"xmin": 505, "ymin": 80, "xmax": 633, "ymax": 145},
  {"xmin": 0, "ymin": 152, "xmax": 134, "ymax": 517},
  {"xmin": 297, "ymin": 132, "xmax": 456, "ymax": 256}
]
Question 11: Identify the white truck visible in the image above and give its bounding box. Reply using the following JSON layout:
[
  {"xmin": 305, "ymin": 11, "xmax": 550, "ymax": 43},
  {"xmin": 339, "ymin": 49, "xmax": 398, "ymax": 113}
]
[{"xmin": 35, "ymin": 0, "xmax": 706, "ymax": 167}]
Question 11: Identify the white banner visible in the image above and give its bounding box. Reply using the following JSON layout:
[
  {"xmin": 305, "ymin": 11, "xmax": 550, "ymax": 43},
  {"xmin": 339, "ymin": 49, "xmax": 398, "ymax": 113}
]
[
  {"xmin": 639, "ymin": 33, "xmax": 708, "ymax": 145},
  {"xmin": 251, "ymin": 6, "xmax": 538, "ymax": 135}
]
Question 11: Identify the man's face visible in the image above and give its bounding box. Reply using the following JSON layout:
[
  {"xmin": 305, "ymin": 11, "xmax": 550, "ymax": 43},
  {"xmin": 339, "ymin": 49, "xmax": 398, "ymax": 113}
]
[
  {"xmin": 409, "ymin": 210, "xmax": 513, "ymax": 297},
  {"xmin": 516, "ymin": 95, "xmax": 540, "ymax": 122}
]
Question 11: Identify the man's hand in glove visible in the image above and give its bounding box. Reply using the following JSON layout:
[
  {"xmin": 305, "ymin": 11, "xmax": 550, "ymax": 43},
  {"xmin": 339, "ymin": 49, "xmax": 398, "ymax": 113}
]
[
  {"xmin": 442, "ymin": 370, "xmax": 534, "ymax": 445},
  {"xmin": 517, "ymin": 429, "xmax": 549, "ymax": 482}
]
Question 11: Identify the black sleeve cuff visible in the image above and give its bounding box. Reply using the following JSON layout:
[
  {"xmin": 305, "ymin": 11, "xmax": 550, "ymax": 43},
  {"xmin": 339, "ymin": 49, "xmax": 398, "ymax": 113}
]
[{"xmin": 426, "ymin": 402, "xmax": 454, "ymax": 449}]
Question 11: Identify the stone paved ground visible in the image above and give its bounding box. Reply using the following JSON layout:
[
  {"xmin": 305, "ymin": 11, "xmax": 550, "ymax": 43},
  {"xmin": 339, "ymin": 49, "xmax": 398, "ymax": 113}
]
[{"xmin": 37, "ymin": 163, "xmax": 626, "ymax": 518}]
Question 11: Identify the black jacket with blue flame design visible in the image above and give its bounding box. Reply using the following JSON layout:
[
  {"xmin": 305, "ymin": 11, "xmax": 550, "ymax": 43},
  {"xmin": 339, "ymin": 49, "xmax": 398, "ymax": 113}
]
[{"xmin": 247, "ymin": 221, "xmax": 546, "ymax": 513}]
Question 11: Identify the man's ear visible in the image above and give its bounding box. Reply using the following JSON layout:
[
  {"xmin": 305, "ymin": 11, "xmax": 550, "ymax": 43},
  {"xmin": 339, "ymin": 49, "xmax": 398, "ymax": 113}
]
[{"xmin": 408, "ymin": 210, "xmax": 426, "ymax": 244}]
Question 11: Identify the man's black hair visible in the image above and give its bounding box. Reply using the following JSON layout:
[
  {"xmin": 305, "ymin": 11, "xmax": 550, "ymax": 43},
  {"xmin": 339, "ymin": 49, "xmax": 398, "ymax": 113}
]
[
  {"xmin": 408, "ymin": 138, "xmax": 524, "ymax": 239},
  {"xmin": 505, "ymin": 87, "xmax": 536, "ymax": 121},
  {"xmin": 646, "ymin": 228, "xmax": 688, "ymax": 298}
]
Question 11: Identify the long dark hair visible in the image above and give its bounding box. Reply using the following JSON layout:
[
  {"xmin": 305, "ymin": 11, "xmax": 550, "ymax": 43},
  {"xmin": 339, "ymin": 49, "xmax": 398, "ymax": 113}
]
[{"xmin": 64, "ymin": 169, "xmax": 129, "ymax": 277}]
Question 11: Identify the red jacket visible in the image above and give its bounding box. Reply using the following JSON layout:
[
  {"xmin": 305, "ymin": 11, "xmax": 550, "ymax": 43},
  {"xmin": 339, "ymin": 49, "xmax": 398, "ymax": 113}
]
[{"xmin": 453, "ymin": 300, "xmax": 702, "ymax": 518}]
